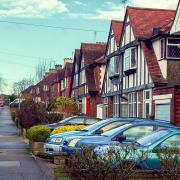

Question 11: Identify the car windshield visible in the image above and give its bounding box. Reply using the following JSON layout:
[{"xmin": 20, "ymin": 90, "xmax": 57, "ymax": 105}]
[
  {"xmin": 59, "ymin": 117, "xmax": 73, "ymax": 123},
  {"xmin": 136, "ymin": 129, "xmax": 171, "ymax": 147},
  {"xmin": 101, "ymin": 123, "xmax": 133, "ymax": 137},
  {"xmin": 82, "ymin": 119, "xmax": 108, "ymax": 131}
]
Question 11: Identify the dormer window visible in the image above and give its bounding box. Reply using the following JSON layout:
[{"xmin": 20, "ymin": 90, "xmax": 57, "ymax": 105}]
[
  {"xmin": 167, "ymin": 38, "xmax": 180, "ymax": 59},
  {"xmin": 123, "ymin": 47, "xmax": 137, "ymax": 72}
]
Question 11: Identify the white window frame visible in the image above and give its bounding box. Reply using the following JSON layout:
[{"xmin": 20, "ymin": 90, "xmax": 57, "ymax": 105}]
[
  {"xmin": 143, "ymin": 89, "xmax": 152, "ymax": 118},
  {"xmin": 128, "ymin": 92, "xmax": 137, "ymax": 117},
  {"xmin": 113, "ymin": 96, "xmax": 119, "ymax": 117},
  {"xmin": 123, "ymin": 47, "xmax": 137, "ymax": 71},
  {"xmin": 103, "ymin": 97, "xmax": 108, "ymax": 119},
  {"xmin": 166, "ymin": 38, "xmax": 180, "ymax": 59}
]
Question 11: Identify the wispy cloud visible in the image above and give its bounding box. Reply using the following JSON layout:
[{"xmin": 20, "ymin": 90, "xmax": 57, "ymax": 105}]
[
  {"xmin": 0, "ymin": 0, "xmax": 68, "ymax": 18},
  {"xmin": 69, "ymin": 0, "xmax": 178, "ymax": 20},
  {"xmin": 74, "ymin": 1, "xmax": 87, "ymax": 6}
]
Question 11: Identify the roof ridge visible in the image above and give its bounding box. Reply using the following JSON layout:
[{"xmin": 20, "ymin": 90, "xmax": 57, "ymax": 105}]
[{"xmin": 127, "ymin": 6, "xmax": 176, "ymax": 12}]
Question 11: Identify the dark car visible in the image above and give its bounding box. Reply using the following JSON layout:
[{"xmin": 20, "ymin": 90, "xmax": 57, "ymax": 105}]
[
  {"xmin": 47, "ymin": 115, "xmax": 101, "ymax": 130},
  {"xmin": 9, "ymin": 98, "xmax": 20, "ymax": 108}
]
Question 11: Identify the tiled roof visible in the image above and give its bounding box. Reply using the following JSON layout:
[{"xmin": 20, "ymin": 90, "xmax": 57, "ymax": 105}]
[
  {"xmin": 127, "ymin": 7, "xmax": 176, "ymax": 39},
  {"xmin": 141, "ymin": 41, "xmax": 167, "ymax": 85},
  {"xmin": 21, "ymin": 85, "xmax": 34, "ymax": 94},
  {"xmin": 81, "ymin": 43, "xmax": 106, "ymax": 92},
  {"xmin": 111, "ymin": 20, "xmax": 123, "ymax": 44}
]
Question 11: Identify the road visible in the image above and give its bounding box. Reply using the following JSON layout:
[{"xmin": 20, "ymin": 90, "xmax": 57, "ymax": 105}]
[{"xmin": 0, "ymin": 106, "xmax": 45, "ymax": 180}]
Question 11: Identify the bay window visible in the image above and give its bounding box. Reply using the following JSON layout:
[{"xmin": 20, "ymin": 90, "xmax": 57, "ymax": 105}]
[
  {"xmin": 123, "ymin": 47, "xmax": 137, "ymax": 71},
  {"xmin": 109, "ymin": 56, "xmax": 119, "ymax": 77}
]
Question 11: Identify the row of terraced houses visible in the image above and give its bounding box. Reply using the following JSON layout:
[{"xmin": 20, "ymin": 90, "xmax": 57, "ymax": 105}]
[{"xmin": 22, "ymin": 2, "xmax": 180, "ymax": 125}]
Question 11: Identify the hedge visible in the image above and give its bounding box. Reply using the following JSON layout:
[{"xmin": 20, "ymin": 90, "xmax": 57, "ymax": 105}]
[
  {"xmin": 51, "ymin": 125, "xmax": 86, "ymax": 135},
  {"xmin": 27, "ymin": 125, "xmax": 51, "ymax": 142}
]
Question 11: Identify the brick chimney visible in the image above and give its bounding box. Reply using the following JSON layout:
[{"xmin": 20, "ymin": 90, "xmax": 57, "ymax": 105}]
[{"xmin": 64, "ymin": 58, "xmax": 72, "ymax": 65}]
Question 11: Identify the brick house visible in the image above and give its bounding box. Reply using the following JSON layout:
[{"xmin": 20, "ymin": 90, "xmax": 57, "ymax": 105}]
[
  {"xmin": 102, "ymin": 6, "xmax": 180, "ymax": 125},
  {"xmin": 71, "ymin": 43, "xmax": 106, "ymax": 118},
  {"xmin": 59, "ymin": 59, "xmax": 73, "ymax": 97},
  {"xmin": 21, "ymin": 85, "xmax": 35, "ymax": 100}
]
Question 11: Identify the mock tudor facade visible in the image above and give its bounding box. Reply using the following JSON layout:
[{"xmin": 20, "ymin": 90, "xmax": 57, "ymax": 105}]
[
  {"xmin": 102, "ymin": 6, "xmax": 180, "ymax": 125},
  {"xmin": 102, "ymin": 20, "xmax": 123, "ymax": 119}
]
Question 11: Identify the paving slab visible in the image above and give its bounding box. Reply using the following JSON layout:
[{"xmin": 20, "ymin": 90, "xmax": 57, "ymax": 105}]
[{"xmin": 0, "ymin": 107, "xmax": 46, "ymax": 180}]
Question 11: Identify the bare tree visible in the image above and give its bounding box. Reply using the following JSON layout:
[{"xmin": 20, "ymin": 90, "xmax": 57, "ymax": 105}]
[
  {"xmin": 35, "ymin": 59, "xmax": 55, "ymax": 81},
  {"xmin": 0, "ymin": 75, "xmax": 6, "ymax": 93},
  {"xmin": 12, "ymin": 77, "xmax": 34, "ymax": 96}
]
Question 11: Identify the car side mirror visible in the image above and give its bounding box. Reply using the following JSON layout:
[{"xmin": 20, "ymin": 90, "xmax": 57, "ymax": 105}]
[
  {"xmin": 117, "ymin": 135, "xmax": 126, "ymax": 142},
  {"xmin": 95, "ymin": 129, "xmax": 103, "ymax": 135}
]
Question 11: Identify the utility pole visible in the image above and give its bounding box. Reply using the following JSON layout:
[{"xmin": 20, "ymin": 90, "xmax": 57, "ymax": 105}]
[{"xmin": 94, "ymin": 31, "xmax": 97, "ymax": 43}]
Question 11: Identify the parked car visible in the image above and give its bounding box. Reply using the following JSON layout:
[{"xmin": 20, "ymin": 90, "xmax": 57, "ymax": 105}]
[
  {"xmin": 47, "ymin": 115, "xmax": 101, "ymax": 131},
  {"xmin": 9, "ymin": 98, "xmax": 20, "ymax": 108},
  {"xmin": 61, "ymin": 119, "xmax": 178, "ymax": 155},
  {"xmin": 95, "ymin": 128, "xmax": 180, "ymax": 170},
  {"xmin": 44, "ymin": 117, "xmax": 138, "ymax": 154}
]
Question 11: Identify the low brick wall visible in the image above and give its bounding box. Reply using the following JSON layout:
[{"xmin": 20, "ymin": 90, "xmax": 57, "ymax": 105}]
[{"xmin": 29, "ymin": 141, "xmax": 44, "ymax": 156}]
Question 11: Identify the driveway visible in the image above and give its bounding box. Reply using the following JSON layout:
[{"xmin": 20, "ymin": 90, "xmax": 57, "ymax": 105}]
[{"xmin": 0, "ymin": 106, "xmax": 45, "ymax": 180}]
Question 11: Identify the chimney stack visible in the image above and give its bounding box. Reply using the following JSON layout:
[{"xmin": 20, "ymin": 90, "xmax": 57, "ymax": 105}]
[
  {"xmin": 64, "ymin": 58, "xmax": 72, "ymax": 65},
  {"xmin": 55, "ymin": 64, "xmax": 62, "ymax": 70}
]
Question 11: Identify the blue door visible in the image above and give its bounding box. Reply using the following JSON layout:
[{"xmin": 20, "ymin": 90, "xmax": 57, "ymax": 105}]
[{"xmin": 156, "ymin": 104, "xmax": 170, "ymax": 122}]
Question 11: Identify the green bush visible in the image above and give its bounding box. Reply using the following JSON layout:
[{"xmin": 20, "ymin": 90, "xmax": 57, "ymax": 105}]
[
  {"xmin": 51, "ymin": 125, "xmax": 86, "ymax": 135},
  {"xmin": 47, "ymin": 113, "xmax": 63, "ymax": 123},
  {"xmin": 27, "ymin": 125, "xmax": 51, "ymax": 142}
]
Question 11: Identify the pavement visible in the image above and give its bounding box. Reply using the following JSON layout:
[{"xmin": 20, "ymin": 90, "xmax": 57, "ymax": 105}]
[{"xmin": 0, "ymin": 106, "xmax": 48, "ymax": 180}]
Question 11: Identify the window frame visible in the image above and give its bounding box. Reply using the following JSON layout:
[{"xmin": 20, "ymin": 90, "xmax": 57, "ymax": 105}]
[
  {"xmin": 113, "ymin": 95, "xmax": 120, "ymax": 117},
  {"xmin": 160, "ymin": 38, "xmax": 165, "ymax": 59},
  {"xmin": 166, "ymin": 37, "xmax": 180, "ymax": 59},
  {"xmin": 143, "ymin": 90, "xmax": 152, "ymax": 118},
  {"xmin": 123, "ymin": 47, "xmax": 137, "ymax": 72}
]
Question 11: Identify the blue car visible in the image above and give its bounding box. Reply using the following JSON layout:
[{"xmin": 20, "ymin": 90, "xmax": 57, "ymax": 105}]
[
  {"xmin": 44, "ymin": 117, "xmax": 137, "ymax": 154},
  {"xmin": 95, "ymin": 128, "xmax": 180, "ymax": 170},
  {"xmin": 62, "ymin": 119, "xmax": 178, "ymax": 155},
  {"xmin": 47, "ymin": 115, "xmax": 101, "ymax": 130}
]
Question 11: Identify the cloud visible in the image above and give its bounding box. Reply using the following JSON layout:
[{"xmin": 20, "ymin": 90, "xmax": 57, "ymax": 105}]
[
  {"xmin": 69, "ymin": 0, "xmax": 178, "ymax": 20},
  {"xmin": 74, "ymin": 1, "xmax": 87, "ymax": 6},
  {"xmin": 0, "ymin": 0, "xmax": 68, "ymax": 18}
]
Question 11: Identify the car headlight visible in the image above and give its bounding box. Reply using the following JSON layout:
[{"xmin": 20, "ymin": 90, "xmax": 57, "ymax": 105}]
[
  {"xmin": 50, "ymin": 138, "xmax": 62, "ymax": 143},
  {"xmin": 68, "ymin": 139, "xmax": 80, "ymax": 147}
]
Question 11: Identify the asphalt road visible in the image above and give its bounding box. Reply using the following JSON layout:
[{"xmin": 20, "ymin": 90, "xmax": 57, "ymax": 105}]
[{"xmin": 0, "ymin": 106, "xmax": 45, "ymax": 180}]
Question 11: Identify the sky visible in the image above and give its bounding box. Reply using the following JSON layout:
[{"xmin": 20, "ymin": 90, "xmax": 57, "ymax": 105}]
[{"xmin": 0, "ymin": 0, "xmax": 178, "ymax": 94}]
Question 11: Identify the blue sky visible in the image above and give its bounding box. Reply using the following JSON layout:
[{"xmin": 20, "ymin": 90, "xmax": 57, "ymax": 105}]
[{"xmin": 0, "ymin": 0, "xmax": 178, "ymax": 94}]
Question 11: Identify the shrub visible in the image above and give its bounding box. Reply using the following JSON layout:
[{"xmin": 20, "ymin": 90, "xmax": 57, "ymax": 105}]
[
  {"xmin": 17, "ymin": 99, "xmax": 48, "ymax": 129},
  {"xmin": 51, "ymin": 125, "xmax": 86, "ymax": 135},
  {"xmin": 47, "ymin": 112, "xmax": 63, "ymax": 123},
  {"xmin": 157, "ymin": 146, "xmax": 180, "ymax": 180},
  {"xmin": 52, "ymin": 97, "xmax": 79, "ymax": 117},
  {"xmin": 67, "ymin": 145, "xmax": 149, "ymax": 180},
  {"xmin": 27, "ymin": 125, "xmax": 51, "ymax": 142}
]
